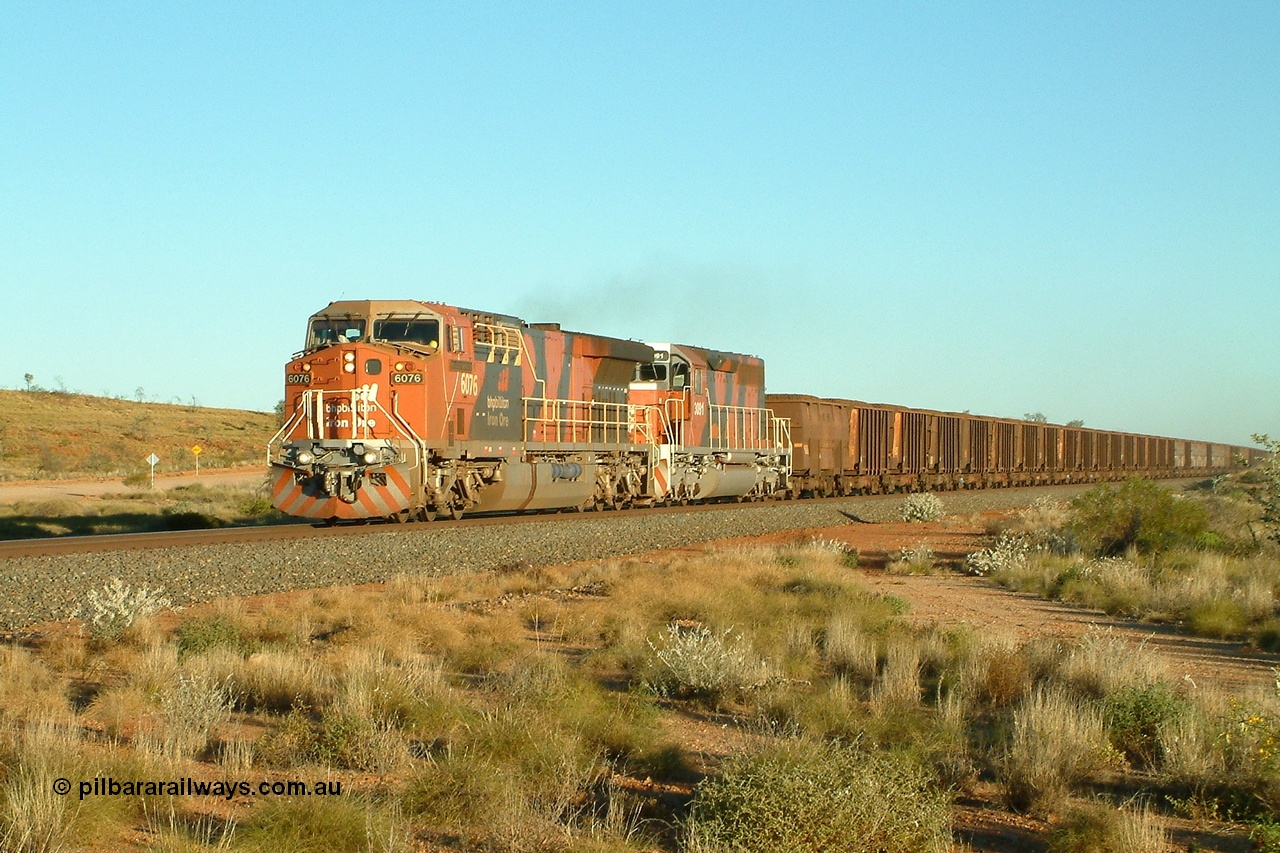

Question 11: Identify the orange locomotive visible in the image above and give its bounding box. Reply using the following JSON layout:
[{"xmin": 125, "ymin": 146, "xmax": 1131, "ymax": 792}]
[{"xmin": 268, "ymin": 300, "xmax": 792, "ymax": 522}]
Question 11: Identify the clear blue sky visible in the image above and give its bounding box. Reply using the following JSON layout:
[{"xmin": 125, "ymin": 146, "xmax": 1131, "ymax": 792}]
[{"xmin": 2, "ymin": 2, "xmax": 1276, "ymax": 445}]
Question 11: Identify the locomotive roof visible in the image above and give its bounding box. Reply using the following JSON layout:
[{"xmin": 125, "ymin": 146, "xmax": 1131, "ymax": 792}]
[
  {"xmin": 311, "ymin": 300, "xmax": 653, "ymax": 362},
  {"xmin": 658, "ymin": 342, "xmax": 763, "ymax": 373}
]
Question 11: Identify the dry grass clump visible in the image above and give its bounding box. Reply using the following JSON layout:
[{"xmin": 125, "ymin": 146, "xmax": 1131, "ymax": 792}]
[
  {"xmin": 0, "ymin": 721, "xmax": 83, "ymax": 853},
  {"xmin": 233, "ymin": 794, "xmax": 391, "ymax": 853},
  {"xmin": 1001, "ymin": 686, "xmax": 1110, "ymax": 813},
  {"xmin": 821, "ymin": 612, "xmax": 879, "ymax": 683},
  {"xmin": 870, "ymin": 637, "xmax": 923, "ymax": 713},
  {"xmin": 887, "ymin": 543, "xmax": 937, "ymax": 574},
  {"xmin": 1046, "ymin": 800, "xmax": 1171, "ymax": 853},
  {"xmin": 156, "ymin": 673, "xmax": 234, "ymax": 762},
  {"xmin": 402, "ymin": 701, "xmax": 611, "ymax": 849},
  {"xmin": 987, "ymin": 481, "xmax": 1280, "ymax": 648},
  {"xmin": 1002, "ymin": 547, "xmax": 1280, "ymax": 644},
  {"xmin": 1056, "ymin": 629, "xmax": 1169, "ymax": 699},
  {"xmin": 0, "ymin": 647, "xmax": 70, "ymax": 726},
  {"xmin": 0, "ymin": 719, "xmax": 140, "ymax": 853}
]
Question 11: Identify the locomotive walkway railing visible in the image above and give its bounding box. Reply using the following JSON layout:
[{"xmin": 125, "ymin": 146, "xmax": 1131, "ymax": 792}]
[
  {"xmin": 519, "ymin": 396, "xmax": 791, "ymax": 465},
  {"xmin": 707, "ymin": 404, "xmax": 790, "ymax": 453},
  {"xmin": 522, "ymin": 397, "xmax": 644, "ymax": 445}
]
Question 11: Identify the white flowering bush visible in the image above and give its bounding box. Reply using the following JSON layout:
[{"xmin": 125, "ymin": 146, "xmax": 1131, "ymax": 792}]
[
  {"xmin": 80, "ymin": 578, "xmax": 172, "ymax": 640},
  {"xmin": 965, "ymin": 535, "xmax": 1031, "ymax": 577},
  {"xmin": 646, "ymin": 623, "xmax": 770, "ymax": 700},
  {"xmin": 900, "ymin": 493, "xmax": 944, "ymax": 523}
]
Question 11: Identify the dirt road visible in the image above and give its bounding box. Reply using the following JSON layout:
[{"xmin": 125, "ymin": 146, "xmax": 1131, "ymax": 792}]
[
  {"xmin": 0, "ymin": 467, "xmax": 266, "ymax": 504},
  {"xmin": 736, "ymin": 519, "xmax": 1280, "ymax": 692}
]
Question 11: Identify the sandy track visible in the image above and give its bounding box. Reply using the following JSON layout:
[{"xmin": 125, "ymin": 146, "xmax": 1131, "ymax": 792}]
[
  {"xmin": 0, "ymin": 467, "xmax": 266, "ymax": 503},
  {"xmin": 772, "ymin": 520, "xmax": 1280, "ymax": 692}
]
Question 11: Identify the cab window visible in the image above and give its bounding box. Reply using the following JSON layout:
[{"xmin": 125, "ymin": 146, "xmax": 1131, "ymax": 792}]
[
  {"xmin": 635, "ymin": 364, "xmax": 667, "ymax": 382},
  {"xmin": 373, "ymin": 318, "xmax": 441, "ymax": 350},
  {"xmin": 308, "ymin": 318, "xmax": 366, "ymax": 348},
  {"xmin": 671, "ymin": 362, "xmax": 690, "ymax": 391}
]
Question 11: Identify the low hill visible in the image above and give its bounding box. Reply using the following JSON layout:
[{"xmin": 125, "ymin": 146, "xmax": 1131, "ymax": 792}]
[{"xmin": 0, "ymin": 389, "xmax": 279, "ymax": 481}]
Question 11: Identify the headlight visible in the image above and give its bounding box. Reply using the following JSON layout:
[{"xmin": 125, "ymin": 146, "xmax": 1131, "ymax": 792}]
[
  {"xmin": 344, "ymin": 363, "xmax": 355, "ymax": 373},
  {"xmin": 362, "ymin": 451, "xmax": 378, "ymax": 464},
  {"xmin": 296, "ymin": 451, "xmax": 313, "ymax": 465},
  {"xmin": 343, "ymin": 352, "xmax": 356, "ymax": 362}
]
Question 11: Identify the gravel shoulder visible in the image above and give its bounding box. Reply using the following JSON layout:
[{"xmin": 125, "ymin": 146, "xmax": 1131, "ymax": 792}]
[{"xmin": 1, "ymin": 483, "xmax": 1108, "ymax": 632}]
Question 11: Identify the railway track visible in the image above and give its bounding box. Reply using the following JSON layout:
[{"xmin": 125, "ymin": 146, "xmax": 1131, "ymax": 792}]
[
  {"xmin": 0, "ymin": 481, "xmax": 1207, "ymax": 633},
  {"xmin": 0, "ymin": 498, "xmax": 786, "ymax": 559}
]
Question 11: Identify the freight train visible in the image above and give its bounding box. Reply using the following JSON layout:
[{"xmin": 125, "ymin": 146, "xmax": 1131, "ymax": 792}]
[{"xmin": 268, "ymin": 299, "xmax": 1260, "ymax": 522}]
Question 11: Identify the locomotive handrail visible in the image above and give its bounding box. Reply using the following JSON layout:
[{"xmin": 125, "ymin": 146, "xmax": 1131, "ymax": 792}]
[
  {"xmin": 708, "ymin": 404, "xmax": 771, "ymax": 451},
  {"xmin": 522, "ymin": 396, "xmax": 641, "ymax": 446},
  {"xmin": 266, "ymin": 401, "xmax": 308, "ymax": 465},
  {"xmin": 388, "ymin": 390, "xmax": 426, "ymax": 470},
  {"xmin": 268, "ymin": 389, "xmax": 424, "ymax": 468},
  {"xmin": 473, "ymin": 321, "xmax": 522, "ymax": 365}
]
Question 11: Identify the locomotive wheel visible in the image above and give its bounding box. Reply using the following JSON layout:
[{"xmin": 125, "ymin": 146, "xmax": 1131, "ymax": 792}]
[
  {"xmin": 419, "ymin": 508, "xmax": 437, "ymax": 522},
  {"xmin": 448, "ymin": 504, "xmax": 465, "ymax": 521}
]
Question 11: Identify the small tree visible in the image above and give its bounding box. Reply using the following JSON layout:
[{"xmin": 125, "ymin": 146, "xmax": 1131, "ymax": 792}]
[
  {"xmin": 1068, "ymin": 479, "xmax": 1211, "ymax": 556},
  {"xmin": 1024, "ymin": 412, "xmax": 1048, "ymax": 423},
  {"xmin": 1066, "ymin": 419, "xmax": 1085, "ymax": 428},
  {"xmin": 23, "ymin": 372, "xmax": 33, "ymax": 391},
  {"xmin": 1252, "ymin": 434, "xmax": 1280, "ymax": 544}
]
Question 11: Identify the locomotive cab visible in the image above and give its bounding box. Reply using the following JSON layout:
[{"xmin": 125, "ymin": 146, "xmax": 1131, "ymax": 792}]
[{"xmin": 270, "ymin": 300, "xmax": 451, "ymax": 521}]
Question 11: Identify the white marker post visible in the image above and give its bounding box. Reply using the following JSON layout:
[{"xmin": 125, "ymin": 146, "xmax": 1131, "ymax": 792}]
[
  {"xmin": 146, "ymin": 453, "xmax": 160, "ymax": 489},
  {"xmin": 192, "ymin": 445, "xmax": 202, "ymax": 478}
]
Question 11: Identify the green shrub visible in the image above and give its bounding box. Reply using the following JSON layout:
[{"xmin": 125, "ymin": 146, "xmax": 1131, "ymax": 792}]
[
  {"xmin": 1102, "ymin": 683, "xmax": 1187, "ymax": 768},
  {"xmin": 239, "ymin": 495, "xmax": 276, "ymax": 516},
  {"xmin": 153, "ymin": 511, "xmax": 223, "ymax": 531},
  {"xmin": 175, "ymin": 615, "xmax": 251, "ymax": 659},
  {"xmin": 1187, "ymin": 598, "xmax": 1249, "ymax": 638},
  {"xmin": 1250, "ymin": 433, "xmax": 1280, "ymax": 545},
  {"xmin": 1252, "ymin": 817, "xmax": 1280, "ymax": 853},
  {"xmin": 1068, "ymin": 479, "xmax": 1212, "ymax": 556},
  {"xmin": 684, "ymin": 739, "xmax": 950, "ymax": 853}
]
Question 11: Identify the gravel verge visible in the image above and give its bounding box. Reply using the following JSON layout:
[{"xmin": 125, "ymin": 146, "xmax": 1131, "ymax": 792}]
[{"xmin": 0, "ymin": 481, "xmax": 1206, "ymax": 631}]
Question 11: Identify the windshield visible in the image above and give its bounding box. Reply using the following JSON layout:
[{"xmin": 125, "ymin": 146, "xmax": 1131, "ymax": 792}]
[
  {"xmin": 308, "ymin": 318, "xmax": 367, "ymax": 348},
  {"xmin": 373, "ymin": 317, "xmax": 441, "ymax": 350},
  {"xmin": 635, "ymin": 363, "xmax": 667, "ymax": 382}
]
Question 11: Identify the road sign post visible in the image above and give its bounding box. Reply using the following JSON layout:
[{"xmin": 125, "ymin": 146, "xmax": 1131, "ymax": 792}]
[
  {"xmin": 192, "ymin": 445, "xmax": 202, "ymax": 478},
  {"xmin": 146, "ymin": 453, "xmax": 160, "ymax": 489}
]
